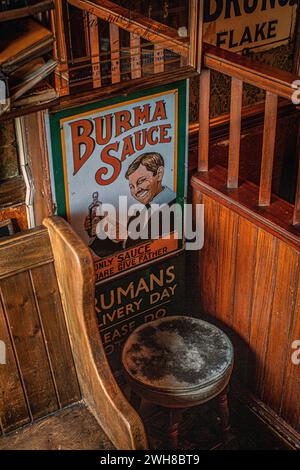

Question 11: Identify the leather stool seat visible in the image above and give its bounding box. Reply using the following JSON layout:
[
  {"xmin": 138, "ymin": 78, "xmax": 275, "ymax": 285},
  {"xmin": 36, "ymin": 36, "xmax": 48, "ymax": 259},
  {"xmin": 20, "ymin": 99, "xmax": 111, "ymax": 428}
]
[{"xmin": 122, "ymin": 316, "xmax": 234, "ymax": 408}]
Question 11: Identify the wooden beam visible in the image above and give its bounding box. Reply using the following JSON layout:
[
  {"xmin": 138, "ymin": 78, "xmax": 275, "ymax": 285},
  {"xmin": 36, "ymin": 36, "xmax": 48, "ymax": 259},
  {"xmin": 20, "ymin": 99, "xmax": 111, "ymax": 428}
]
[
  {"xmin": 67, "ymin": 0, "xmax": 189, "ymax": 58},
  {"xmin": 198, "ymin": 69, "xmax": 211, "ymax": 172},
  {"xmin": 227, "ymin": 78, "xmax": 243, "ymax": 189},
  {"xmin": 259, "ymin": 92, "xmax": 278, "ymax": 206}
]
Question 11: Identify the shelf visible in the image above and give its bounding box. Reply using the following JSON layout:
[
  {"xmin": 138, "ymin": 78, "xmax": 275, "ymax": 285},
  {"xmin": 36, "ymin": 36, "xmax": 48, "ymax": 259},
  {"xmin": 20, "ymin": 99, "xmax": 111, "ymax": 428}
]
[
  {"xmin": 0, "ymin": 66, "xmax": 197, "ymax": 121},
  {"xmin": 0, "ymin": 175, "xmax": 26, "ymax": 209},
  {"xmin": 0, "ymin": 1, "xmax": 54, "ymax": 23}
]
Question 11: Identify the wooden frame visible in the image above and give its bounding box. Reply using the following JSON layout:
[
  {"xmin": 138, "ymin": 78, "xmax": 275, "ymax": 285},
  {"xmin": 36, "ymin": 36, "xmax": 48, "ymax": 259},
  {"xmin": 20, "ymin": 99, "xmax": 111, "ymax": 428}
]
[{"xmin": 44, "ymin": 216, "xmax": 148, "ymax": 449}]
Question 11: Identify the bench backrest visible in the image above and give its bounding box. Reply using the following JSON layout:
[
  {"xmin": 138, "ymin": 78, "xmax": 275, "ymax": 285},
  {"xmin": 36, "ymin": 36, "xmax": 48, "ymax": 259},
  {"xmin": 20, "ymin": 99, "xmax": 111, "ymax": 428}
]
[
  {"xmin": 0, "ymin": 226, "xmax": 81, "ymax": 434},
  {"xmin": 0, "ymin": 217, "xmax": 148, "ymax": 449}
]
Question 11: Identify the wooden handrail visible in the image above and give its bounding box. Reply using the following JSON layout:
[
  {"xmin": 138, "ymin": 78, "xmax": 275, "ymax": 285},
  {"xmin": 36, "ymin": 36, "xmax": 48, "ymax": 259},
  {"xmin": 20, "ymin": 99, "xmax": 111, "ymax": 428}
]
[
  {"xmin": 0, "ymin": 0, "xmax": 54, "ymax": 23},
  {"xmin": 203, "ymin": 43, "xmax": 299, "ymax": 101},
  {"xmin": 67, "ymin": 0, "xmax": 189, "ymax": 58},
  {"xmin": 197, "ymin": 42, "xmax": 300, "ymax": 219}
]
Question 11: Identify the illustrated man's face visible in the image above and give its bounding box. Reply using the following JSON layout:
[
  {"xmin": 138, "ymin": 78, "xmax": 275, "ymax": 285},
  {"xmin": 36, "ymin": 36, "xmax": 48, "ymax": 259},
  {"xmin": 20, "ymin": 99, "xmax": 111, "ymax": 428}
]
[{"xmin": 128, "ymin": 164, "xmax": 164, "ymax": 205}]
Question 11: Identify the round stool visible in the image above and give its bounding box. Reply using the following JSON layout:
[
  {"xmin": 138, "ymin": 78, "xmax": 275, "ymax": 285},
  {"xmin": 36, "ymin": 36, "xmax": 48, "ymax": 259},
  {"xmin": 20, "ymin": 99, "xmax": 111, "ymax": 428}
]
[{"xmin": 122, "ymin": 315, "xmax": 234, "ymax": 449}]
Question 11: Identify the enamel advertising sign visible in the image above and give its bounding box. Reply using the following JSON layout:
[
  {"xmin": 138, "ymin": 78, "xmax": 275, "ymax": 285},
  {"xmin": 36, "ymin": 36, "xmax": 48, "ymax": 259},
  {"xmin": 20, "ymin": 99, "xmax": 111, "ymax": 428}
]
[
  {"xmin": 48, "ymin": 80, "xmax": 188, "ymax": 283},
  {"xmin": 203, "ymin": 0, "xmax": 297, "ymax": 53},
  {"xmin": 95, "ymin": 254, "xmax": 186, "ymax": 364}
]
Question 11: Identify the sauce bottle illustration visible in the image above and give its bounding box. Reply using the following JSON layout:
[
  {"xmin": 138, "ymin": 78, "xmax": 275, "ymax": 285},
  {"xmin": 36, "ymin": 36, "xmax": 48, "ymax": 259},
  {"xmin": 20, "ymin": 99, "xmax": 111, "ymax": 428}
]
[{"xmin": 87, "ymin": 191, "xmax": 102, "ymax": 238}]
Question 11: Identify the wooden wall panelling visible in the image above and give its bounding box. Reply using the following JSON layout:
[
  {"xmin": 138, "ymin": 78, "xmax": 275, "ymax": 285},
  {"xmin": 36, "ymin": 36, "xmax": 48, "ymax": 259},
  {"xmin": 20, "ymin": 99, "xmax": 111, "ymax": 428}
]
[
  {"xmin": 248, "ymin": 229, "xmax": 278, "ymax": 395},
  {"xmin": 192, "ymin": 174, "xmax": 300, "ymax": 432},
  {"xmin": 0, "ymin": 229, "xmax": 52, "ymax": 280},
  {"xmin": 261, "ymin": 242, "xmax": 300, "ymax": 413},
  {"xmin": 199, "ymin": 195, "xmax": 219, "ymax": 317},
  {"xmin": 0, "ymin": 299, "xmax": 30, "ymax": 433},
  {"xmin": 280, "ymin": 280, "xmax": 300, "ymax": 431},
  {"xmin": 30, "ymin": 264, "xmax": 81, "ymax": 407},
  {"xmin": 215, "ymin": 204, "xmax": 239, "ymax": 328},
  {"xmin": 231, "ymin": 218, "xmax": 258, "ymax": 382},
  {"xmin": 0, "ymin": 271, "xmax": 59, "ymax": 419}
]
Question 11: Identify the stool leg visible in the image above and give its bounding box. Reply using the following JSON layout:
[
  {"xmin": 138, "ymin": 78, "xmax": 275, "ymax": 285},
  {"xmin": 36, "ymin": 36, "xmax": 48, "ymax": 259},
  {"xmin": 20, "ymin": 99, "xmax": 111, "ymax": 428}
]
[
  {"xmin": 168, "ymin": 409, "xmax": 183, "ymax": 449},
  {"xmin": 217, "ymin": 392, "xmax": 231, "ymax": 447}
]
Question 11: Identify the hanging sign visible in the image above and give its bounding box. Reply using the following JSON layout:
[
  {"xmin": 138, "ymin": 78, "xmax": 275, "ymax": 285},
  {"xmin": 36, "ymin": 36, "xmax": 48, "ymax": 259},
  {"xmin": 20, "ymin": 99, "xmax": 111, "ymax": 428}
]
[
  {"xmin": 48, "ymin": 80, "xmax": 188, "ymax": 283},
  {"xmin": 203, "ymin": 0, "xmax": 297, "ymax": 53}
]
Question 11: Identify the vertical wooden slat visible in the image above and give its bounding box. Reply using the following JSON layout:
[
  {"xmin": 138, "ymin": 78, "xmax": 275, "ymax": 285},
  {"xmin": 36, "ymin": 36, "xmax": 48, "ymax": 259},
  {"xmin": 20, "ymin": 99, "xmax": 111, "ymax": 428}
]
[
  {"xmin": 262, "ymin": 243, "xmax": 300, "ymax": 412},
  {"xmin": 0, "ymin": 272, "xmax": 58, "ymax": 420},
  {"xmin": 216, "ymin": 204, "xmax": 239, "ymax": 328},
  {"xmin": 83, "ymin": 10, "xmax": 91, "ymax": 57},
  {"xmin": 227, "ymin": 78, "xmax": 243, "ymax": 189},
  {"xmin": 232, "ymin": 218, "xmax": 258, "ymax": 382},
  {"xmin": 280, "ymin": 279, "xmax": 300, "ymax": 428},
  {"xmin": 109, "ymin": 23, "xmax": 120, "ymax": 84},
  {"xmin": 198, "ymin": 69, "xmax": 211, "ymax": 172},
  {"xmin": 154, "ymin": 44, "xmax": 164, "ymax": 73},
  {"xmin": 196, "ymin": 0, "xmax": 204, "ymax": 73},
  {"xmin": 199, "ymin": 195, "xmax": 219, "ymax": 317},
  {"xmin": 130, "ymin": 33, "xmax": 141, "ymax": 80},
  {"xmin": 258, "ymin": 92, "xmax": 278, "ymax": 206},
  {"xmin": 0, "ymin": 297, "xmax": 30, "ymax": 432},
  {"xmin": 30, "ymin": 264, "xmax": 81, "ymax": 408},
  {"xmin": 51, "ymin": 1, "xmax": 69, "ymax": 96},
  {"xmin": 89, "ymin": 13, "xmax": 101, "ymax": 88},
  {"xmin": 248, "ymin": 229, "xmax": 278, "ymax": 395},
  {"xmin": 188, "ymin": 0, "xmax": 198, "ymax": 68}
]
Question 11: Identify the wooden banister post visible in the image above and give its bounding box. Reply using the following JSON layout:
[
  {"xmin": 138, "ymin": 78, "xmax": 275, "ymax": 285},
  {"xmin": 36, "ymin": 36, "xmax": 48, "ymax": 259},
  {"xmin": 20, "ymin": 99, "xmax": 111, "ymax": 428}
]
[
  {"xmin": 227, "ymin": 77, "xmax": 243, "ymax": 189},
  {"xmin": 198, "ymin": 69, "xmax": 211, "ymax": 172},
  {"xmin": 130, "ymin": 33, "xmax": 141, "ymax": 80},
  {"xmin": 154, "ymin": 44, "xmax": 164, "ymax": 74},
  {"xmin": 259, "ymin": 92, "xmax": 278, "ymax": 206},
  {"xmin": 51, "ymin": 1, "xmax": 69, "ymax": 96},
  {"xmin": 109, "ymin": 23, "xmax": 120, "ymax": 84},
  {"xmin": 89, "ymin": 13, "xmax": 101, "ymax": 88}
]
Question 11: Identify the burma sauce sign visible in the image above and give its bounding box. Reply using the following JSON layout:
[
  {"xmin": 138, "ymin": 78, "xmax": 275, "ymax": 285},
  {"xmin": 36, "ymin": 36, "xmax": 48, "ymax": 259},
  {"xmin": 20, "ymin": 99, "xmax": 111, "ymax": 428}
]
[
  {"xmin": 48, "ymin": 81, "xmax": 188, "ymax": 283},
  {"xmin": 203, "ymin": 0, "xmax": 297, "ymax": 52}
]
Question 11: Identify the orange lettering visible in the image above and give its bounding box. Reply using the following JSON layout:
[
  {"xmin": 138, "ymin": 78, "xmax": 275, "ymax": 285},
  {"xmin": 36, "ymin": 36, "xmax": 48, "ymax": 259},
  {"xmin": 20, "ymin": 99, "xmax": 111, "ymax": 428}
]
[{"xmin": 70, "ymin": 119, "xmax": 95, "ymax": 175}]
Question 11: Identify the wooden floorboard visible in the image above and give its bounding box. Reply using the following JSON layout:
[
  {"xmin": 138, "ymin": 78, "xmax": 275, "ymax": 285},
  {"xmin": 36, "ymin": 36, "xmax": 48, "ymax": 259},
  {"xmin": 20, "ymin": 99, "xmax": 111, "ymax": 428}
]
[{"xmin": 0, "ymin": 402, "xmax": 115, "ymax": 450}]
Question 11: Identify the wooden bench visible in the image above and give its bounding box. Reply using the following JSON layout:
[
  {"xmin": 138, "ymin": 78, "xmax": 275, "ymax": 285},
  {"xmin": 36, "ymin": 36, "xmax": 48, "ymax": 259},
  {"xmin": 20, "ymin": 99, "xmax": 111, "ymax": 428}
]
[{"xmin": 0, "ymin": 216, "xmax": 148, "ymax": 450}]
